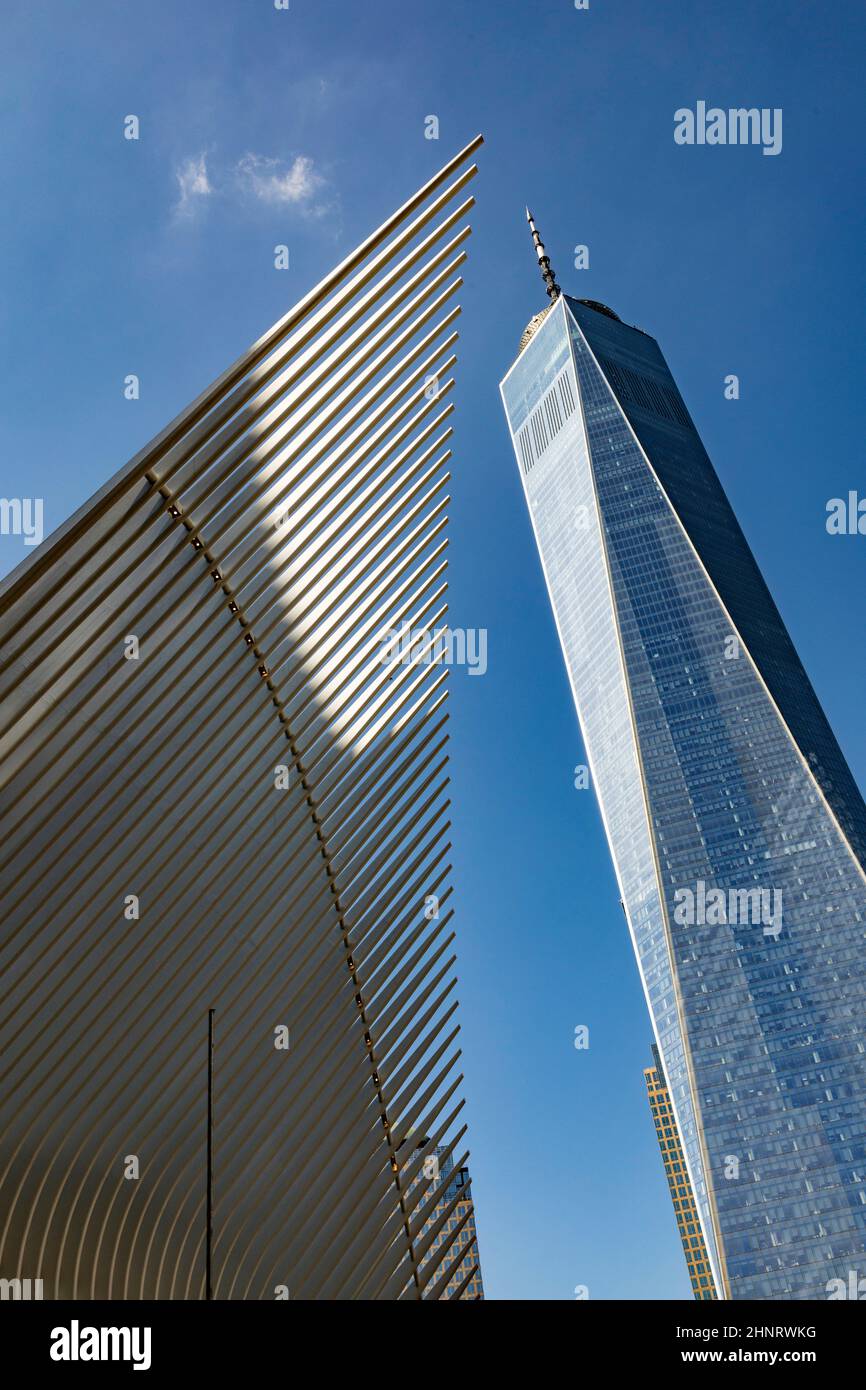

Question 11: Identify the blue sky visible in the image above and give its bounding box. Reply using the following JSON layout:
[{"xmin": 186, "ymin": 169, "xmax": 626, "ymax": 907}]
[{"xmin": 1, "ymin": 0, "xmax": 865, "ymax": 1299}]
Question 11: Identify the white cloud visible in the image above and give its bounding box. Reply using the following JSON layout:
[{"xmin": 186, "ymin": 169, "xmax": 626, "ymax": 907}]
[
  {"xmin": 169, "ymin": 150, "xmax": 336, "ymax": 227},
  {"xmin": 236, "ymin": 153, "xmax": 326, "ymax": 209},
  {"xmin": 174, "ymin": 154, "xmax": 212, "ymax": 217}
]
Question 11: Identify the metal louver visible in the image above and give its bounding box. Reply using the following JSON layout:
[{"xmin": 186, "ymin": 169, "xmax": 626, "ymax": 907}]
[{"xmin": 0, "ymin": 135, "xmax": 483, "ymax": 1300}]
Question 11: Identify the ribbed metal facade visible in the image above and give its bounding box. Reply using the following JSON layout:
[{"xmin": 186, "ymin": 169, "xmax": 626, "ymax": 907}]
[{"xmin": 0, "ymin": 137, "xmax": 483, "ymax": 1300}]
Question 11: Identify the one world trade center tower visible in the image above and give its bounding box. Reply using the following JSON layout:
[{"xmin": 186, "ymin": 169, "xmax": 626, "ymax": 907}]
[{"xmin": 500, "ymin": 213, "xmax": 866, "ymax": 1300}]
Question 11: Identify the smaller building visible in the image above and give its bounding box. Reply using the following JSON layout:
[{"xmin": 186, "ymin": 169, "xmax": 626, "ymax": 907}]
[
  {"xmin": 644, "ymin": 1046, "xmax": 717, "ymax": 1301},
  {"xmin": 405, "ymin": 1141, "xmax": 484, "ymax": 1299}
]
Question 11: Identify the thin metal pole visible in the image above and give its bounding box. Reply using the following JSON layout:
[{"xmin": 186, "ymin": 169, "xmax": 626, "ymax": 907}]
[{"xmin": 206, "ymin": 1007, "xmax": 215, "ymax": 1301}]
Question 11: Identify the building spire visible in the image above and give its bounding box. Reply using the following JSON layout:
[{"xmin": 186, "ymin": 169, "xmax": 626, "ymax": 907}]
[{"xmin": 526, "ymin": 207, "xmax": 561, "ymax": 301}]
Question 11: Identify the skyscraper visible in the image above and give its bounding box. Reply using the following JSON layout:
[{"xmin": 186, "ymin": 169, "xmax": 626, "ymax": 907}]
[
  {"xmin": 644, "ymin": 1045, "xmax": 717, "ymax": 1300},
  {"xmin": 0, "ymin": 137, "xmax": 484, "ymax": 1300},
  {"xmin": 500, "ymin": 216, "xmax": 866, "ymax": 1300}
]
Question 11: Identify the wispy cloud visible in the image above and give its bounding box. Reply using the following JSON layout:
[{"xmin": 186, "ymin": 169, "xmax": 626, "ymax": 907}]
[
  {"xmin": 170, "ymin": 150, "xmax": 336, "ymax": 226},
  {"xmin": 235, "ymin": 153, "xmax": 330, "ymax": 215},
  {"xmin": 174, "ymin": 153, "xmax": 212, "ymax": 218}
]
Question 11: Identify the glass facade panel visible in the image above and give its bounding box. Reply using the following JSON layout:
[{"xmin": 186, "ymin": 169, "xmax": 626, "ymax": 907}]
[{"xmin": 501, "ymin": 295, "xmax": 866, "ymax": 1300}]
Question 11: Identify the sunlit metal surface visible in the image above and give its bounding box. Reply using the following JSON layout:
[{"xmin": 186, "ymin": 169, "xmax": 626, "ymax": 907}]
[{"xmin": 0, "ymin": 135, "xmax": 483, "ymax": 1300}]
